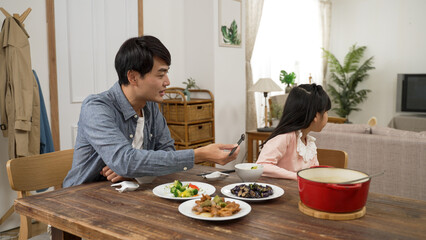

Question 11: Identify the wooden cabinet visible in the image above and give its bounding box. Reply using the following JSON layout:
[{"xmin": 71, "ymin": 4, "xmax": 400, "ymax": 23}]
[{"xmin": 160, "ymin": 88, "xmax": 215, "ymax": 151}]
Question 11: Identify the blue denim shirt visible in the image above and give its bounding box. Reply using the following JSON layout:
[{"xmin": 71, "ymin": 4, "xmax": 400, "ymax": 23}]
[{"xmin": 63, "ymin": 82, "xmax": 194, "ymax": 187}]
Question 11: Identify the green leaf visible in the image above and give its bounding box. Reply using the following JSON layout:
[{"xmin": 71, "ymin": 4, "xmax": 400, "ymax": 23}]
[
  {"xmin": 322, "ymin": 45, "xmax": 375, "ymax": 119},
  {"xmin": 279, "ymin": 70, "xmax": 296, "ymax": 85},
  {"xmin": 221, "ymin": 20, "xmax": 241, "ymax": 45}
]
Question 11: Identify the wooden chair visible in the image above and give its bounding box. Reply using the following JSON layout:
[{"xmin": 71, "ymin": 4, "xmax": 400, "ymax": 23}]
[
  {"xmin": 268, "ymin": 94, "xmax": 288, "ymax": 126},
  {"xmin": 328, "ymin": 116, "xmax": 347, "ymax": 124},
  {"xmin": 6, "ymin": 149, "xmax": 74, "ymax": 240},
  {"xmin": 317, "ymin": 148, "xmax": 348, "ymax": 168}
]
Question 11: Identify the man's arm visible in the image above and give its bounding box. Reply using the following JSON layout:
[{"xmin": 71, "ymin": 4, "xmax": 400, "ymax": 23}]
[{"xmin": 80, "ymin": 99, "xmax": 194, "ymax": 178}]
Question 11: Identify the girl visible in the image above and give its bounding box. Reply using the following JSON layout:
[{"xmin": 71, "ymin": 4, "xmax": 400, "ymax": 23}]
[{"xmin": 256, "ymin": 84, "xmax": 331, "ymax": 180}]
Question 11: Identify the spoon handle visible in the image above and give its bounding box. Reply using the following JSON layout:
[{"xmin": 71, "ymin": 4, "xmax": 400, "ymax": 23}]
[
  {"xmin": 229, "ymin": 134, "xmax": 245, "ymax": 156},
  {"xmin": 339, "ymin": 170, "xmax": 385, "ymax": 184}
]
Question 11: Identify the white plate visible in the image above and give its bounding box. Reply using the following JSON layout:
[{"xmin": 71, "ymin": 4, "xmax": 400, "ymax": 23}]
[
  {"xmin": 221, "ymin": 182, "xmax": 284, "ymax": 202},
  {"xmin": 178, "ymin": 198, "xmax": 251, "ymax": 221},
  {"xmin": 152, "ymin": 181, "xmax": 215, "ymax": 200}
]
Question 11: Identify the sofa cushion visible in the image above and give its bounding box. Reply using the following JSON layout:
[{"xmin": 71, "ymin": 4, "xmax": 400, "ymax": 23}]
[
  {"xmin": 323, "ymin": 123, "xmax": 426, "ymax": 139},
  {"xmin": 372, "ymin": 126, "xmax": 426, "ymax": 139},
  {"xmin": 323, "ymin": 123, "xmax": 369, "ymax": 134}
]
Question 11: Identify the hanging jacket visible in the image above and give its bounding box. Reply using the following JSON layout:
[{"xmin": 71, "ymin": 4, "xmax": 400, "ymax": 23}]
[
  {"xmin": 0, "ymin": 16, "xmax": 40, "ymax": 158},
  {"xmin": 33, "ymin": 70, "xmax": 54, "ymax": 154}
]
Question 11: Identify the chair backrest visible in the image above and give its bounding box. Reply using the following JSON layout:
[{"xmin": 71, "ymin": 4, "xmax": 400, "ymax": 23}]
[
  {"xmin": 317, "ymin": 148, "xmax": 348, "ymax": 168},
  {"xmin": 269, "ymin": 94, "xmax": 288, "ymax": 112},
  {"xmin": 268, "ymin": 94, "xmax": 288, "ymax": 125},
  {"xmin": 328, "ymin": 116, "xmax": 347, "ymax": 124},
  {"xmin": 7, "ymin": 149, "xmax": 74, "ymax": 196},
  {"xmin": 6, "ymin": 149, "xmax": 74, "ymax": 240}
]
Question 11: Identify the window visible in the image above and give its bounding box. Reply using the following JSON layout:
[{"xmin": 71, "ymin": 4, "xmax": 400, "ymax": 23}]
[{"xmin": 251, "ymin": 0, "xmax": 322, "ymax": 126}]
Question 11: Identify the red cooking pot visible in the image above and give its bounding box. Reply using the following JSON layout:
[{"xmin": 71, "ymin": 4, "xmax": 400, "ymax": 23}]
[{"xmin": 297, "ymin": 167, "xmax": 370, "ymax": 213}]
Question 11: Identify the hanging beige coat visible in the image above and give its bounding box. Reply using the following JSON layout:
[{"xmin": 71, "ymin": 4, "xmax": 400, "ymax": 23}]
[{"xmin": 0, "ymin": 16, "xmax": 40, "ymax": 158}]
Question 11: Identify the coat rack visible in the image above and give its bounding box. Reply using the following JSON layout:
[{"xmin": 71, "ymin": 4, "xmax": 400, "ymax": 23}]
[
  {"xmin": 0, "ymin": 7, "xmax": 32, "ymax": 228},
  {"xmin": 0, "ymin": 7, "xmax": 32, "ymax": 26}
]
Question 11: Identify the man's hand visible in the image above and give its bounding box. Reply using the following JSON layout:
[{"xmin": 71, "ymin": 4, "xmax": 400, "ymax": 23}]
[
  {"xmin": 100, "ymin": 166, "xmax": 132, "ymax": 183},
  {"xmin": 194, "ymin": 143, "xmax": 240, "ymax": 165}
]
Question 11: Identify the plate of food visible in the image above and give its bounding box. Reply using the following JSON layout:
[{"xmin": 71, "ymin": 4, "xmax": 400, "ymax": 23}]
[
  {"xmin": 178, "ymin": 194, "xmax": 251, "ymax": 221},
  {"xmin": 152, "ymin": 180, "xmax": 215, "ymax": 200},
  {"xmin": 221, "ymin": 182, "xmax": 284, "ymax": 202}
]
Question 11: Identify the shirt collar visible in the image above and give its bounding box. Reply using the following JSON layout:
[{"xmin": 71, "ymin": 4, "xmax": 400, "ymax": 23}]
[
  {"xmin": 110, "ymin": 82, "xmax": 152, "ymax": 121},
  {"xmin": 296, "ymin": 130, "xmax": 317, "ymax": 163},
  {"xmin": 2, "ymin": 17, "xmax": 30, "ymax": 48},
  {"xmin": 297, "ymin": 130, "xmax": 316, "ymax": 143}
]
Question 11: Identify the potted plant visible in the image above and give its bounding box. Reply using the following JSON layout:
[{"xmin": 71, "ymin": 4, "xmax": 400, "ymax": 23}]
[
  {"xmin": 182, "ymin": 77, "xmax": 199, "ymax": 101},
  {"xmin": 279, "ymin": 70, "xmax": 296, "ymax": 93},
  {"xmin": 322, "ymin": 44, "xmax": 375, "ymax": 120}
]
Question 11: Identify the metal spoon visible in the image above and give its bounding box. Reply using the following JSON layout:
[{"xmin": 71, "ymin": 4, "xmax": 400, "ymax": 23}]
[{"xmin": 338, "ymin": 170, "xmax": 385, "ymax": 185}]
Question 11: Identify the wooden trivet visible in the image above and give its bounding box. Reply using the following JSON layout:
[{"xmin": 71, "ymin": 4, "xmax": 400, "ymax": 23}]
[{"xmin": 298, "ymin": 201, "xmax": 366, "ymax": 220}]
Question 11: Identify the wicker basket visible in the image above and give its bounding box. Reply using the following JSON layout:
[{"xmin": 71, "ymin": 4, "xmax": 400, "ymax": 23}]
[
  {"xmin": 163, "ymin": 103, "xmax": 212, "ymax": 122},
  {"xmin": 169, "ymin": 122, "xmax": 213, "ymax": 143}
]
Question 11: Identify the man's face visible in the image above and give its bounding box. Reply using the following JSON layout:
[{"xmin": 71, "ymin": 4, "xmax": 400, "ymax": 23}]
[{"xmin": 135, "ymin": 57, "xmax": 170, "ymax": 103}]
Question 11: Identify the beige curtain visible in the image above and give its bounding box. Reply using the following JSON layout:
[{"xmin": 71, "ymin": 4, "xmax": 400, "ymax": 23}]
[
  {"xmin": 245, "ymin": 0, "xmax": 264, "ymax": 131},
  {"xmin": 319, "ymin": 0, "xmax": 332, "ymax": 87}
]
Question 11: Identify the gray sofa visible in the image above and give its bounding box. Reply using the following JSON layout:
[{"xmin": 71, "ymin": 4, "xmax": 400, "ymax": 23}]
[{"xmin": 311, "ymin": 123, "xmax": 426, "ymax": 201}]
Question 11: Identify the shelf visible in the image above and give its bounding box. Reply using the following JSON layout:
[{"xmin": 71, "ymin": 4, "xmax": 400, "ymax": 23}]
[{"xmin": 160, "ymin": 88, "xmax": 215, "ymax": 152}]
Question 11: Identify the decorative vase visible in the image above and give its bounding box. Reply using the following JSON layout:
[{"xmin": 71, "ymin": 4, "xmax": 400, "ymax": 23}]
[
  {"xmin": 183, "ymin": 88, "xmax": 191, "ymax": 101},
  {"xmin": 285, "ymin": 85, "xmax": 292, "ymax": 94}
]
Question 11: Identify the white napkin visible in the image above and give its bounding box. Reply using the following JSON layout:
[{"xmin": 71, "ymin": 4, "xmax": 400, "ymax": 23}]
[
  {"xmin": 202, "ymin": 171, "xmax": 229, "ymax": 180},
  {"xmin": 111, "ymin": 181, "xmax": 140, "ymax": 193}
]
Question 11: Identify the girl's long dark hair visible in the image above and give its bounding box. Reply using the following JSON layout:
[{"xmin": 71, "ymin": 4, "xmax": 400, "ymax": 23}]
[{"xmin": 261, "ymin": 84, "xmax": 331, "ymax": 147}]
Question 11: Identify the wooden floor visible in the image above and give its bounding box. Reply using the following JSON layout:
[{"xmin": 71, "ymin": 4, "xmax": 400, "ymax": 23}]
[{"xmin": 0, "ymin": 221, "xmax": 48, "ymax": 240}]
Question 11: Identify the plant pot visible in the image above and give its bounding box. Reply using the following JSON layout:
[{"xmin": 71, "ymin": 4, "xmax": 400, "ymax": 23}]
[{"xmin": 285, "ymin": 85, "xmax": 292, "ymax": 94}]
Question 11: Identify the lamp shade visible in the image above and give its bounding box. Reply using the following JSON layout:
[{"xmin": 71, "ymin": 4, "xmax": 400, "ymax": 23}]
[{"xmin": 249, "ymin": 78, "xmax": 283, "ymax": 92}]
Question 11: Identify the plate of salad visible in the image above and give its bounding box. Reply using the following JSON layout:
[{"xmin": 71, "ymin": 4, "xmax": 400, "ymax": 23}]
[{"xmin": 152, "ymin": 180, "xmax": 216, "ymax": 200}]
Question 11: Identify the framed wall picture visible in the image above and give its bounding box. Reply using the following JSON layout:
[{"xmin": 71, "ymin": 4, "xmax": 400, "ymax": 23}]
[{"xmin": 218, "ymin": 0, "xmax": 242, "ymax": 47}]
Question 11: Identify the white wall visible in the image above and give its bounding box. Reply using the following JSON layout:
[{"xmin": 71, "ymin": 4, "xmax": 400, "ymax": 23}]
[
  {"xmin": 143, "ymin": 0, "xmax": 186, "ymax": 87},
  {"xmin": 0, "ymin": 0, "xmax": 49, "ymax": 231},
  {"xmin": 329, "ymin": 0, "xmax": 426, "ymax": 126},
  {"xmin": 213, "ymin": 1, "xmax": 247, "ymax": 168},
  {"xmin": 144, "ymin": 0, "xmax": 247, "ymax": 167},
  {"xmin": 55, "ymin": 0, "xmax": 138, "ymax": 150}
]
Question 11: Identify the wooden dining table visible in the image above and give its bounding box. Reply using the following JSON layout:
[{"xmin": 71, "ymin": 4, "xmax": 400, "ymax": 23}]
[{"xmin": 14, "ymin": 165, "xmax": 426, "ymax": 240}]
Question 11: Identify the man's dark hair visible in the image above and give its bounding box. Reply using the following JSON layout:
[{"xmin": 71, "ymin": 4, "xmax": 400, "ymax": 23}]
[
  {"xmin": 115, "ymin": 35, "xmax": 171, "ymax": 85},
  {"xmin": 262, "ymin": 84, "xmax": 331, "ymax": 146}
]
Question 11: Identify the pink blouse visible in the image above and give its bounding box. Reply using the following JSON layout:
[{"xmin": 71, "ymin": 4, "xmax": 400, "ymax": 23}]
[{"xmin": 256, "ymin": 131, "xmax": 319, "ymax": 180}]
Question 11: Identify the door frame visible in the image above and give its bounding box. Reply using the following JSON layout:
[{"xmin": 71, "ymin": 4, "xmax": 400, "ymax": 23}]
[{"xmin": 45, "ymin": 0, "xmax": 144, "ymax": 150}]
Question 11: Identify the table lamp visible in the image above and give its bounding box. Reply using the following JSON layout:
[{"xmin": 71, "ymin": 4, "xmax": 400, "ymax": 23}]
[{"xmin": 249, "ymin": 78, "xmax": 283, "ymax": 132}]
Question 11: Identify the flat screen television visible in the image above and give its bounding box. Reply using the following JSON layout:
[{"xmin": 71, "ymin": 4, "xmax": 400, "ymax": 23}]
[{"xmin": 396, "ymin": 74, "xmax": 426, "ymax": 113}]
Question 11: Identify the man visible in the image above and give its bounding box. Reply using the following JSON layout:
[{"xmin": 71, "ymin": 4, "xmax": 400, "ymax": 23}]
[{"xmin": 63, "ymin": 36, "xmax": 239, "ymax": 187}]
